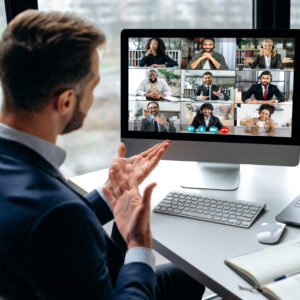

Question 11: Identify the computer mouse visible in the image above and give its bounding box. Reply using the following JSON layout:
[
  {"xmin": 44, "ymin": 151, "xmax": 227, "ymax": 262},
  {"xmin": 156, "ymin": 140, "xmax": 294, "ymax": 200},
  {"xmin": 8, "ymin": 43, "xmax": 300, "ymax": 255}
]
[{"xmin": 256, "ymin": 222, "xmax": 286, "ymax": 244}]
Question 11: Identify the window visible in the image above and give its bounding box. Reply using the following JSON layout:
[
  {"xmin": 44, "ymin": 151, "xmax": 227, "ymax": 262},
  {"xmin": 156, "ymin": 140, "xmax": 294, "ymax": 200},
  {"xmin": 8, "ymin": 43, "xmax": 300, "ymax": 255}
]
[
  {"xmin": 38, "ymin": 0, "xmax": 252, "ymax": 177},
  {"xmin": 291, "ymin": 0, "xmax": 300, "ymax": 28}
]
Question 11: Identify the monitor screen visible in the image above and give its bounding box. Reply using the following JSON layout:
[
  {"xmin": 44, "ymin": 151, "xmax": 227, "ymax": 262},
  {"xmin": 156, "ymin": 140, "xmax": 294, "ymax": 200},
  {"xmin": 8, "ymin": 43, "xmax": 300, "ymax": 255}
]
[{"xmin": 122, "ymin": 30, "xmax": 300, "ymax": 148}]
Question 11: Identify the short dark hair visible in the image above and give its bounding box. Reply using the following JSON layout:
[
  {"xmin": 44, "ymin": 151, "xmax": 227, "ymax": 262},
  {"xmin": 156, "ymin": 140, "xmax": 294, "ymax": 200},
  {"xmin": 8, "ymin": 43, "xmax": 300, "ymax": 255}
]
[
  {"xmin": 0, "ymin": 10, "xmax": 106, "ymax": 113},
  {"xmin": 145, "ymin": 38, "xmax": 166, "ymax": 55},
  {"xmin": 148, "ymin": 69, "xmax": 158, "ymax": 76},
  {"xmin": 203, "ymin": 72, "xmax": 213, "ymax": 77},
  {"xmin": 200, "ymin": 103, "xmax": 214, "ymax": 111},
  {"xmin": 260, "ymin": 71, "xmax": 272, "ymax": 80},
  {"xmin": 202, "ymin": 38, "xmax": 215, "ymax": 45},
  {"xmin": 258, "ymin": 104, "xmax": 275, "ymax": 116},
  {"xmin": 147, "ymin": 101, "xmax": 159, "ymax": 108}
]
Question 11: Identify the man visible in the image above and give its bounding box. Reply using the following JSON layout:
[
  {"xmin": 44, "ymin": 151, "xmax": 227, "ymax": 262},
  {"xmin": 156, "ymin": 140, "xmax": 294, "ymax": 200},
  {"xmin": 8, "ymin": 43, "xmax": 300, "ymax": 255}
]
[
  {"xmin": 193, "ymin": 72, "xmax": 230, "ymax": 101},
  {"xmin": 242, "ymin": 71, "xmax": 286, "ymax": 104},
  {"xmin": 0, "ymin": 10, "xmax": 204, "ymax": 300},
  {"xmin": 136, "ymin": 69, "xmax": 171, "ymax": 99},
  {"xmin": 191, "ymin": 103, "xmax": 223, "ymax": 131},
  {"xmin": 186, "ymin": 38, "xmax": 228, "ymax": 70},
  {"xmin": 138, "ymin": 101, "xmax": 176, "ymax": 132}
]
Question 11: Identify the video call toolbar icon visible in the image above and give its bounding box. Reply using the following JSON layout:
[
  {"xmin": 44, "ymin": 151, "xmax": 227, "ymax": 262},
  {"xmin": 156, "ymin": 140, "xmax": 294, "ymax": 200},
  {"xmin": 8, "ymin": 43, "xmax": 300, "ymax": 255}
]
[
  {"xmin": 187, "ymin": 125, "xmax": 195, "ymax": 132},
  {"xmin": 209, "ymin": 126, "xmax": 218, "ymax": 133},
  {"xmin": 220, "ymin": 127, "xmax": 229, "ymax": 134},
  {"xmin": 197, "ymin": 126, "xmax": 206, "ymax": 133}
]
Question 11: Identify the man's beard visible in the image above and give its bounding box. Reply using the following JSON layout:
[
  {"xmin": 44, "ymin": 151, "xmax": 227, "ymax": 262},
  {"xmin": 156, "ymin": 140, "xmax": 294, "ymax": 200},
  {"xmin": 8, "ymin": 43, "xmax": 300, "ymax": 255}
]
[
  {"xmin": 149, "ymin": 78, "xmax": 157, "ymax": 83},
  {"xmin": 203, "ymin": 48, "xmax": 213, "ymax": 53},
  {"xmin": 61, "ymin": 99, "xmax": 86, "ymax": 134}
]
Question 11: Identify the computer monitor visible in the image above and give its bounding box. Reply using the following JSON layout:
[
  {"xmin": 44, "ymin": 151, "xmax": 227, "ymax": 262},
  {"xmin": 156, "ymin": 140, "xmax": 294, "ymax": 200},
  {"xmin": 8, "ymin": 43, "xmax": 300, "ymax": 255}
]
[{"xmin": 121, "ymin": 30, "xmax": 300, "ymax": 190}]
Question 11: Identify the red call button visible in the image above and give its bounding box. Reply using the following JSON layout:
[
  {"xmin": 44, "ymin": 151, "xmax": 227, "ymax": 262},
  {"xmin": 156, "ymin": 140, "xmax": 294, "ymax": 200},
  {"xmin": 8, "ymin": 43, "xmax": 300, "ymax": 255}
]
[{"xmin": 220, "ymin": 126, "xmax": 229, "ymax": 134}]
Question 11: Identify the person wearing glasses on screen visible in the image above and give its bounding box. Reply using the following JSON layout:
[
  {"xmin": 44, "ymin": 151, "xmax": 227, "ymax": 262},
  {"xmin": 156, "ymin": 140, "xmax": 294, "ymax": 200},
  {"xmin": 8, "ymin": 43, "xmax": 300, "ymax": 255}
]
[
  {"xmin": 193, "ymin": 72, "xmax": 230, "ymax": 101},
  {"xmin": 136, "ymin": 69, "xmax": 171, "ymax": 100},
  {"xmin": 243, "ymin": 39, "xmax": 294, "ymax": 69},
  {"xmin": 186, "ymin": 38, "xmax": 228, "ymax": 70},
  {"xmin": 242, "ymin": 71, "xmax": 286, "ymax": 104},
  {"xmin": 245, "ymin": 104, "xmax": 276, "ymax": 136},
  {"xmin": 139, "ymin": 37, "xmax": 178, "ymax": 68},
  {"xmin": 138, "ymin": 102, "xmax": 176, "ymax": 132}
]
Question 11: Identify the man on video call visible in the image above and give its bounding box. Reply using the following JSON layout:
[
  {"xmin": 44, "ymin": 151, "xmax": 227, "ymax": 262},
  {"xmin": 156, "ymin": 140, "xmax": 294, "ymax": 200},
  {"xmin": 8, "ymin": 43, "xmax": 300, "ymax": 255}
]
[
  {"xmin": 187, "ymin": 37, "xmax": 228, "ymax": 70},
  {"xmin": 191, "ymin": 103, "xmax": 224, "ymax": 131},
  {"xmin": 136, "ymin": 69, "xmax": 171, "ymax": 99},
  {"xmin": 138, "ymin": 101, "xmax": 176, "ymax": 132},
  {"xmin": 0, "ymin": 10, "xmax": 204, "ymax": 300},
  {"xmin": 193, "ymin": 71, "xmax": 230, "ymax": 101},
  {"xmin": 242, "ymin": 70, "xmax": 286, "ymax": 104}
]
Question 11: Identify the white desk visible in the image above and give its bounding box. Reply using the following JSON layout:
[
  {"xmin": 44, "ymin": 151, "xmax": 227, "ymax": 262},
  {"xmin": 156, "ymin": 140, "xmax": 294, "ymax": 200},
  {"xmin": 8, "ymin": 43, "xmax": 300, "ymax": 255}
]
[{"xmin": 69, "ymin": 160, "xmax": 300, "ymax": 300}]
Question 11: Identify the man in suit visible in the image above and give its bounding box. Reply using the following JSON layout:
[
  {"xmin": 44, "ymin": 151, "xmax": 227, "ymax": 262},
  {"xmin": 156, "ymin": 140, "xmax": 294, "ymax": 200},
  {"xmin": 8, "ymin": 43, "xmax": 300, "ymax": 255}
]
[
  {"xmin": 186, "ymin": 38, "xmax": 228, "ymax": 70},
  {"xmin": 138, "ymin": 102, "xmax": 176, "ymax": 132},
  {"xmin": 191, "ymin": 103, "xmax": 224, "ymax": 132},
  {"xmin": 193, "ymin": 72, "xmax": 230, "ymax": 101},
  {"xmin": 136, "ymin": 69, "xmax": 172, "ymax": 100},
  {"xmin": 242, "ymin": 71, "xmax": 286, "ymax": 104},
  {"xmin": 0, "ymin": 10, "xmax": 204, "ymax": 300}
]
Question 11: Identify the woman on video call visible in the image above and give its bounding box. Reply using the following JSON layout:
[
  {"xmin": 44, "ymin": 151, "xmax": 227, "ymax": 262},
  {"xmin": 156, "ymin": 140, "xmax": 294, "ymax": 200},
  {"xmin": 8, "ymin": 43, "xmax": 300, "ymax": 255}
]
[
  {"xmin": 243, "ymin": 39, "xmax": 293, "ymax": 69},
  {"xmin": 245, "ymin": 104, "xmax": 276, "ymax": 136},
  {"xmin": 139, "ymin": 37, "xmax": 178, "ymax": 68}
]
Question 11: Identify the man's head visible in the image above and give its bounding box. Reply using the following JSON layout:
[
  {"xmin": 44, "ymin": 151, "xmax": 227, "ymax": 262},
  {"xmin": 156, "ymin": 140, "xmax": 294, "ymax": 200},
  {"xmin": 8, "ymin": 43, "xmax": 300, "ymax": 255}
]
[
  {"xmin": 200, "ymin": 103, "xmax": 213, "ymax": 118},
  {"xmin": 202, "ymin": 38, "xmax": 215, "ymax": 53},
  {"xmin": 202, "ymin": 72, "xmax": 213, "ymax": 86},
  {"xmin": 259, "ymin": 71, "xmax": 272, "ymax": 86},
  {"xmin": 0, "ymin": 10, "xmax": 106, "ymax": 134},
  {"xmin": 148, "ymin": 70, "xmax": 158, "ymax": 83},
  {"xmin": 147, "ymin": 101, "xmax": 159, "ymax": 117}
]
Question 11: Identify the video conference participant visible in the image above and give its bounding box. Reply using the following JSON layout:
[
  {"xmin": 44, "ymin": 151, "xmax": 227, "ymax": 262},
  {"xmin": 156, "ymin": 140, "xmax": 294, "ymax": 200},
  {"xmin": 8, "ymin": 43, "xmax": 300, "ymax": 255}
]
[
  {"xmin": 186, "ymin": 38, "xmax": 228, "ymax": 70},
  {"xmin": 138, "ymin": 102, "xmax": 176, "ymax": 132},
  {"xmin": 243, "ymin": 39, "xmax": 294, "ymax": 69},
  {"xmin": 136, "ymin": 69, "xmax": 171, "ymax": 99},
  {"xmin": 191, "ymin": 103, "xmax": 223, "ymax": 131},
  {"xmin": 242, "ymin": 71, "xmax": 285, "ymax": 104},
  {"xmin": 193, "ymin": 72, "xmax": 230, "ymax": 101},
  {"xmin": 245, "ymin": 104, "xmax": 276, "ymax": 136},
  {"xmin": 139, "ymin": 37, "xmax": 178, "ymax": 68},
  {"xmin": 0, "ymin": 10, "xmax": 204, "ymax": 300}
]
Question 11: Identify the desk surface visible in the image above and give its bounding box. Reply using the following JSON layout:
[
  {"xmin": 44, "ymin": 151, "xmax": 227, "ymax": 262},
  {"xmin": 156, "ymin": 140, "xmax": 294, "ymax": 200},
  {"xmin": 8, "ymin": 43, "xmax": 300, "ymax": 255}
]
[{"xmin": 69, "ymin": 160, "xmax": 300, "ymax": 300}]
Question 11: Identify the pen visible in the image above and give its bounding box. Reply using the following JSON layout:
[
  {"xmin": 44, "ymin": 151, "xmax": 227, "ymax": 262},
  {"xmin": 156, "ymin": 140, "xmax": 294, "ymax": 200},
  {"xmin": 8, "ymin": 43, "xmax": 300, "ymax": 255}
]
[{"xmin": 274, "ymin": 271, "xmax": 300, "ymax": 281}]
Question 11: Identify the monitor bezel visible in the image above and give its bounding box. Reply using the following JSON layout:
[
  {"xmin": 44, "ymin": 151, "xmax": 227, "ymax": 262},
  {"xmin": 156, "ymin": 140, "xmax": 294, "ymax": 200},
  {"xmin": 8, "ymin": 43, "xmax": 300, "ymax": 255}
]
[{"xmin": 121, "ymin": 29, "xmax": 300, "ymax": 146}]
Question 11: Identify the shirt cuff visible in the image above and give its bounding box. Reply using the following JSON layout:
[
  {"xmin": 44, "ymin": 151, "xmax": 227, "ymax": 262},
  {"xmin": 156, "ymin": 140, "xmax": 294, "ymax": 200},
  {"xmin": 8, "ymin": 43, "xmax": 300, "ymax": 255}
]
[
  {"xmin": 96, "ymin": 185, "xmax": 113, "ymax": 213},
  {"xmin": 124, "ymin": 247, "xmax": 156, "ymax": 271}
]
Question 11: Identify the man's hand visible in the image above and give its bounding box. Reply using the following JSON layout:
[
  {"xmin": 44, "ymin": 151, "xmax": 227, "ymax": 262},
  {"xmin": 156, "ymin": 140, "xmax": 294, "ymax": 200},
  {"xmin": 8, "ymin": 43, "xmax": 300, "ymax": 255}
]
[
  {"xmin": 105, "ymin": 140, "xmax": 170, "ymax": 197},
  {"xmin": 152, "ymin": 92, "xmax": 161, "ymax": 99},
  {"xmin": 212, "ymin": 87, "xmax": 222, "ymax": 97},
  {"xmin": 198, "ymin": 91, "xmax": 209, "ymax": 101},
  {"xmin": 155, "ymin": 114, "xmax": 168, "ymax": 127},
  {"xmin": 143, "ymin": 108, "xmax": 149, "ymax": 116},
  {"xmin": 103, "ymin": 163, "xmax": 156, "ymax": 249},
  {"xmin": 150, "ymin": 64, "xmax": 166, "ymax": 67},
  {"xmin": 144, "ymin": 93, "xmax": 154, "ymax": 98}
]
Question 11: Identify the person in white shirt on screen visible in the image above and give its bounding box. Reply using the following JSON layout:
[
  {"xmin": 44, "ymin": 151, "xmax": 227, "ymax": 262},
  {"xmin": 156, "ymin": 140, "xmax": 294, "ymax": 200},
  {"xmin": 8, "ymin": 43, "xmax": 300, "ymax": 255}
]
[
  {"xmin": 243, "ymin": 39, "xmax": 294, "ymax": 69},
  {"xmin": 193, "ymin": 72, "xmax": 230, "ymax": 101},
  {"xmin": 136, "ymin": 69, "xmax": 171, "ymax": 99},
  {"xmin": 242, "ymin": 71, "xmax": 286, "ymax": 104}
]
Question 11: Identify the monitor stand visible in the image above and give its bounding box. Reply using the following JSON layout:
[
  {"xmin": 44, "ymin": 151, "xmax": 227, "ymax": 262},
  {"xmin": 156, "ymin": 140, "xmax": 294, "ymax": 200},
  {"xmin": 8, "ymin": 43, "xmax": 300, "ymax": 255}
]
[{"xmin": 180, "ymin": 162, "xmax": 240, "ymax": 191}]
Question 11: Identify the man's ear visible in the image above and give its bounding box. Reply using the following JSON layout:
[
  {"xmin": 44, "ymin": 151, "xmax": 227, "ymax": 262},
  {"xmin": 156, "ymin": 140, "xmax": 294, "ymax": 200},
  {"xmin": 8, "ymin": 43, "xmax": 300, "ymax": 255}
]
[{"xmin": 54, "ymin": 89, "xmax": 76, "ymax": 116}]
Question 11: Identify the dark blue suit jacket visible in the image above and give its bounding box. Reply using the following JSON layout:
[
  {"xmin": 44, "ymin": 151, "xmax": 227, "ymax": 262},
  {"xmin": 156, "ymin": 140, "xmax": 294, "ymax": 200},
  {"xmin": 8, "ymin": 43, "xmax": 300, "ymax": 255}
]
[{"xmin": 0, "ymin": 137, "xmax": 155, "ymax": 299}]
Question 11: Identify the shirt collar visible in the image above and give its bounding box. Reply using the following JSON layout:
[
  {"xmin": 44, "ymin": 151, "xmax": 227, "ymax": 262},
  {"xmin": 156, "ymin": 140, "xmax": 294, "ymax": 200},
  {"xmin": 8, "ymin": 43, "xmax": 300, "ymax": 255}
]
[{"xmin": 0, "ymin": 123, "xmax": 66, "ymax": 168}]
